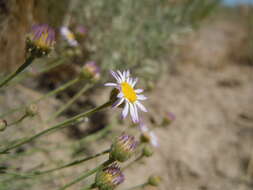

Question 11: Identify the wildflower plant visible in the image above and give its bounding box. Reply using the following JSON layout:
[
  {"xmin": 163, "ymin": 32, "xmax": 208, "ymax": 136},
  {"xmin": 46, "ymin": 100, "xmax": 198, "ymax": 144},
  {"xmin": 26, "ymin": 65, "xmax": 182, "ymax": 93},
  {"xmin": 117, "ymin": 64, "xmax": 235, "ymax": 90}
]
[
  {"xmin": 105, "ymin": 70, "xmax": 147, "ymax": 123},
  {"xmin": 0, "ymin": 0, "xmax": 218, "ymax": 189}
]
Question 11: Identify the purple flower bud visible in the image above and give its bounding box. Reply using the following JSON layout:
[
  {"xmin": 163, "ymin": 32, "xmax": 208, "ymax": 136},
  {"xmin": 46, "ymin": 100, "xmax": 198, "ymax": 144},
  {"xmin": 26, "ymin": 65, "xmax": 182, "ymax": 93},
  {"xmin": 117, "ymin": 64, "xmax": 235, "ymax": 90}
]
[
  {"xmin": 27, "ymin": 24, "xmax": 55, "ymax": 56},
  {"xmin": 110, "ymin": 133, "xmax": 138, "ymax": 162},
  {"xmin": 82, "ymin": 61, "xmax": 101, "ymax": 81},
  {"xmin": 95, "ymin": 163, "xmax": 125, "ymax": 190}
]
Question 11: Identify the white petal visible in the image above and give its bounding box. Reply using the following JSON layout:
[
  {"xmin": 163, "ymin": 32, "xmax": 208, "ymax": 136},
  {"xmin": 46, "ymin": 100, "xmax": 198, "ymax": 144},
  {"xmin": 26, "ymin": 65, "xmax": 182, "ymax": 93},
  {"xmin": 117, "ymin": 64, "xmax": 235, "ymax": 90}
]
[
  {"xmin": 129, "ymin": 103, "xmax": 137, "ymax": 123},
  {"xmin": 122, "ymin": 102, "xmax": 129, "ymax": 118},
  {"xmin": 136, "ymin": 101, "xmax": 147, "ymax": 112},
  {"xmin": 139, "ymin": 123, "xmax": 148, "ymax": 132},
  {"xmin": 123, "ymin": 71, "xmax": 126, "ymax": 79},
  {"xmin": 133, "ymin": 104, "xmax": 139, "ymax": 123},
  {"xmin": 104, "ymin": 83, "xmax": 117, "ymax": 87},
  {"xmin": 126, "ymin": 70, "xmax": 130, "ymax": 77},
  {"xmin": 117, "ymin": 92, "xmax": 124, "ymax": 98},
  {"xmin": 132, "ymin": 78, "xmax": 138, "ymax": 87},
  {"xmin": 150, "ymin": 132, "xmax": 159, "ymax": 147},
  {"xmin": 135, "ymin": 89, "xmax": 143, "ymax": 93},
  {"xmin": 112, "ymin": 98, "xmax": 124, "ymax": 108},
  {"xmin": 137, "ymin": 95, "xmax": 147, "ymax": 100},
  {"xmin": 110, "ymin": 70, "xmax": 120, "ymax": 82},
  {"xmin": 117, "ymin": 70, "xmax": 124, "ymax": 82}
]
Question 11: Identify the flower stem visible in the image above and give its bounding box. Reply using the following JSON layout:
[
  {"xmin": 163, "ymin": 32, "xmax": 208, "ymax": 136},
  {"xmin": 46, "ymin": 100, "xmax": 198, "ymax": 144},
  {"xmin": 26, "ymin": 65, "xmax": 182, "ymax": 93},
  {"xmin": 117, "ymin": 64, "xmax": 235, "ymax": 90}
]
[
  {"xmin": 0, "ymin": 55, "xmax": 35, "ymax": 88},
  {"xmin": 123, "ymin": 182, "xmax": 148, "ymax": 190},
  {"xmin": 47, "ymin": 83, "xmax": 92, "ymax": 122},
  {"xmin": 35, "ymin": 149, "xmax": 110, "ymax": 175},
  {"xmin": 1, "ymin": 149, "xmax": 110, "ymax": 179},
  {"xmin": 0, "ymin": 101, "xmax": 112, "ymax": 154},
  {"xmin": 123, "ymin": 154, "xmax": 144, "ymax": 170},
  {"xmin": 7, "ymin": 113, "xmax": 29, "ymax": 127},
  {"xmin": 58, "ymin": 159, "xmax": 113, "ymax": 190},
  {"xmin": 0, "ymin": 77, "xmax": 80, "ymax": 118},
  {"xmin": 72, "ymin": 124, "xmax": 112, "ymax": 156}
]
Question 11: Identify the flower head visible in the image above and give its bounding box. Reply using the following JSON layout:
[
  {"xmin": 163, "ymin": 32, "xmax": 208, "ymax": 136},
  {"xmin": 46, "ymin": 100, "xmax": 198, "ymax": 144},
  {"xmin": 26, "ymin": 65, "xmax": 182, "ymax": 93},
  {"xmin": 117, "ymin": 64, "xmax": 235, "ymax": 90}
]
[
  {"xmin": 162, "ymin": 111, "xmax": 176, "ymax": 126},
  {"xmin": 148, "ymin": 175, "xmax": 162, "ymax": 186},
  {"xmin": 110, "ymin": 133, "xmax": 138, "ymax": 162},
  {"xmin": 0, "ymin": 119, "xmax": 7, "ymax": 132},
  {"xmin": 60, "ymin": 26, "xmax": 78, "ymax": 47},
  {"xmin": 95, "ymin": 163, "xmax": 124, "ymax": 190},
  {"xmin": 27, "ymin": 24, "xmax": 55, "ymax": 56},
  {"xmin": 139, "ymin": 123, "xmax": 158, "ymax": 147},
  {"xmin": 82, "ymin": 61, "xmax": 100, "ymax": 81},
  {"xmin": 105, "ymin": 70, "xmax": 147, "ymax": 123},
  {"xmin": 75, "ymin": 25, "xmax": 87, "ymax": 37}
]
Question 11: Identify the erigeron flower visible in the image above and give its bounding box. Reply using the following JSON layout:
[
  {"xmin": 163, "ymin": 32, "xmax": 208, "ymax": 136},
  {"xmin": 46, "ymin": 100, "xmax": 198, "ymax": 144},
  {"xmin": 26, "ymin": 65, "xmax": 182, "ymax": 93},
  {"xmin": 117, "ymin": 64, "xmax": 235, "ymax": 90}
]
[
  {"xmin": 110, "ymin": 133, "xmax": 138, "ymax": 162},
  {"xmin": 82, "ymin": 61, "xmax": 100, "ymax": 81},
  {"xmin": 105, "ymin": 70, "xmax": 147, "ymax": 123},
  {"xmin": 139, "ymin": 123, "xmax": 158, "ymax": 147},
  {"xmin": 162, "ymin": 111, "xmax": 176, "ymax": 126},
  {"xmin": 60, "ymin": 26, "xmax": 78, "ymax": 47},
  {"xmin": 75, "ymin": 25, "xmax": 87, "ymax": 37},
  {"xmin": 95, "ymin": 163, "xmax": 124, "ymax": 190},
  {"xmin": 27, "ymin": 24, "xmax": 55, "ymax": 56},
  {"xmin": 0, "ymin": 119, "xmax": 7, "ymax": 132}
]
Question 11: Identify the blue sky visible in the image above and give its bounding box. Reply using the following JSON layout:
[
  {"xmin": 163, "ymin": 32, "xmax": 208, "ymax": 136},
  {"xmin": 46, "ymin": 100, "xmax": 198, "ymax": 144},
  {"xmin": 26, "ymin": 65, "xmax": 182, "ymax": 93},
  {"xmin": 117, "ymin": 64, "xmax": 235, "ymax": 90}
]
[{"xmin": 223, "ymin": 0, "xmax": 253, "ymax": 5}]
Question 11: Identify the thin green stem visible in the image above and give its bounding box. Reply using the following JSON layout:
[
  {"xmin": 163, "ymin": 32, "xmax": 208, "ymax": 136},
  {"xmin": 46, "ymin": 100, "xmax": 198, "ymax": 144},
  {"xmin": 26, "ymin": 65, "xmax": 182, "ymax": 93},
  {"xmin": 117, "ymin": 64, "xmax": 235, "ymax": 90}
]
[
  {"xmin": 0, "ymin": 101, "xmax": 112, "ymax": 154},
  {"xmin": 0, "ymin": 55, "xmax": 35, "ymax": 88},
  {"xmin": 1, "ymin": 149, "xmax": 110, "ymax": 179},
  {"xmin": 73, "ymin": 124, "xmax": 112, "ymax": 156},
  {"xmin": 7, "ymin": 113, "xmax": 29, "ymax": 127},
  {"xmin": 0, "ymin": 77, "xmax": 80, "ymax": 118},
  {"xmin": 123, "ymin": 154, "xmax": 144, "ymax": 170},
  {"xmin": 58, "ymin": 159, "xmax": 113, "ymax": 190},
  {"xmin": 35, "ymin": 149, "xmax": 110, "ymax": 175},
  {"xmin": 123, "ymin": 182, "xmax": 148, "ymax": 190},
  {"xmin": 47, "ymin": 83, "xmax": 92, "ymax": 122}
]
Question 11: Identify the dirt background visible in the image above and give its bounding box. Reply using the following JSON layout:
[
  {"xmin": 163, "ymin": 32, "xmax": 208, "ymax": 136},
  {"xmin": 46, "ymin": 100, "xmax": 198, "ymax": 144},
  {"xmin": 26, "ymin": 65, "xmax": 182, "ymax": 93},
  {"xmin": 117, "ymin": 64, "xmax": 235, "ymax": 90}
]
[{"xmin": 0, "ymin": 8, "xmax": 253, "ymax": 190}]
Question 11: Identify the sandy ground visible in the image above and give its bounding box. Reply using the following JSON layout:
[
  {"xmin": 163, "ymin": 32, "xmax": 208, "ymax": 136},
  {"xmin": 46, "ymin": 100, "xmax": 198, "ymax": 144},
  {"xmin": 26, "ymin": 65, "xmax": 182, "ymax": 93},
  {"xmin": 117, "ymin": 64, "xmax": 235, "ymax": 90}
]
[{"xmin": 0, "ymin": 15, "xmax": 253, "ymax": 190}]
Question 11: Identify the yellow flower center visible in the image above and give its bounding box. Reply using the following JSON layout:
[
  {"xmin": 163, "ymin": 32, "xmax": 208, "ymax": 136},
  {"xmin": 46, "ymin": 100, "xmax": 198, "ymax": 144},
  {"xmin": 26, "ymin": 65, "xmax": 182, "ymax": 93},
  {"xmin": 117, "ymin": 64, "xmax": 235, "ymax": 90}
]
[
  {"xmin": 121, "ymin": 82, "xmax": 137, "ymax": 103},
  {"xmin": 67, "ymin": 32, "xmax": 75, "ymax": 40},
  {"xmin": 34, "ymin": 32, "xmax": 50, "ymax": 49}
]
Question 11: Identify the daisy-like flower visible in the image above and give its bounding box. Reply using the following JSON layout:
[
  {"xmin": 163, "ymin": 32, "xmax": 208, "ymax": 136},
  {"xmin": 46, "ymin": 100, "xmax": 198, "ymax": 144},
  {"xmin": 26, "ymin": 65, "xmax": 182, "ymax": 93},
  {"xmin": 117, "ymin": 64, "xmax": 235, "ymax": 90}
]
[
  {"xmin": 27, "ymin": 24, "xmax": 55, "ymax": 56},
  {"xmin": 60, "ymin": 26, "xmax": 78, "ymax": 47},
  {"xmin": 139, "ymin": 123, "xmax": 159, "ymax": 147},
  {"xmin": 105, "ymin": 70, "xmax": 147, "ymax": 123}
]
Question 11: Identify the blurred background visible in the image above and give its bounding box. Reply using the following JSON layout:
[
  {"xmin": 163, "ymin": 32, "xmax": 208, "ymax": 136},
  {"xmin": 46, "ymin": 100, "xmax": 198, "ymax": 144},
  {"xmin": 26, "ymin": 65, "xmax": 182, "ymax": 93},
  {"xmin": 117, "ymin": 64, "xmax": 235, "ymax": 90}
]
[{"xmin": 0, "ymin": 0, "xmax": 252, "ymax": 189}]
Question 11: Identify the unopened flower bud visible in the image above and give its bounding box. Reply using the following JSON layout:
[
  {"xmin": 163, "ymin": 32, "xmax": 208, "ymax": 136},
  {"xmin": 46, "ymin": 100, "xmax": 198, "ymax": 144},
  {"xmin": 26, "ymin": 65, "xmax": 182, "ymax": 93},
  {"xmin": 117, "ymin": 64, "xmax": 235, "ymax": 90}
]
[
  {"xmin": 81, "ymin": 62, "xmax": 100, "ymax": 81},
  {"xmin": 95, "ymin": 163, "xmax": 124, "ymax": 190},
  {"xmin": 0, "ymin": 119, "xmax": 7, "ymax": 132},
  {"xmin": 148, "ymin": 175, "xmax": 161, "ymax": 186},
  {"xmin": 110, "ymin": 133, "xmax": 138, "ymax": 162},
  {"xmin": 161, "ymin": 112, "xmax": 175, "ymax": 126},
  {"xmin": 26, "ymin": 24, "xmax": 55, "ymax": 57},
  {"xmin": 142, "ymin": 145, "xmax": 153, "ymax": 157},
  {"xmin": 26, "ymin": 104, "xmax": 38, "ymax": 117},
  {"xmin": 75, "ymin": 25, "xmax": 87, "ymax": 37}
]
